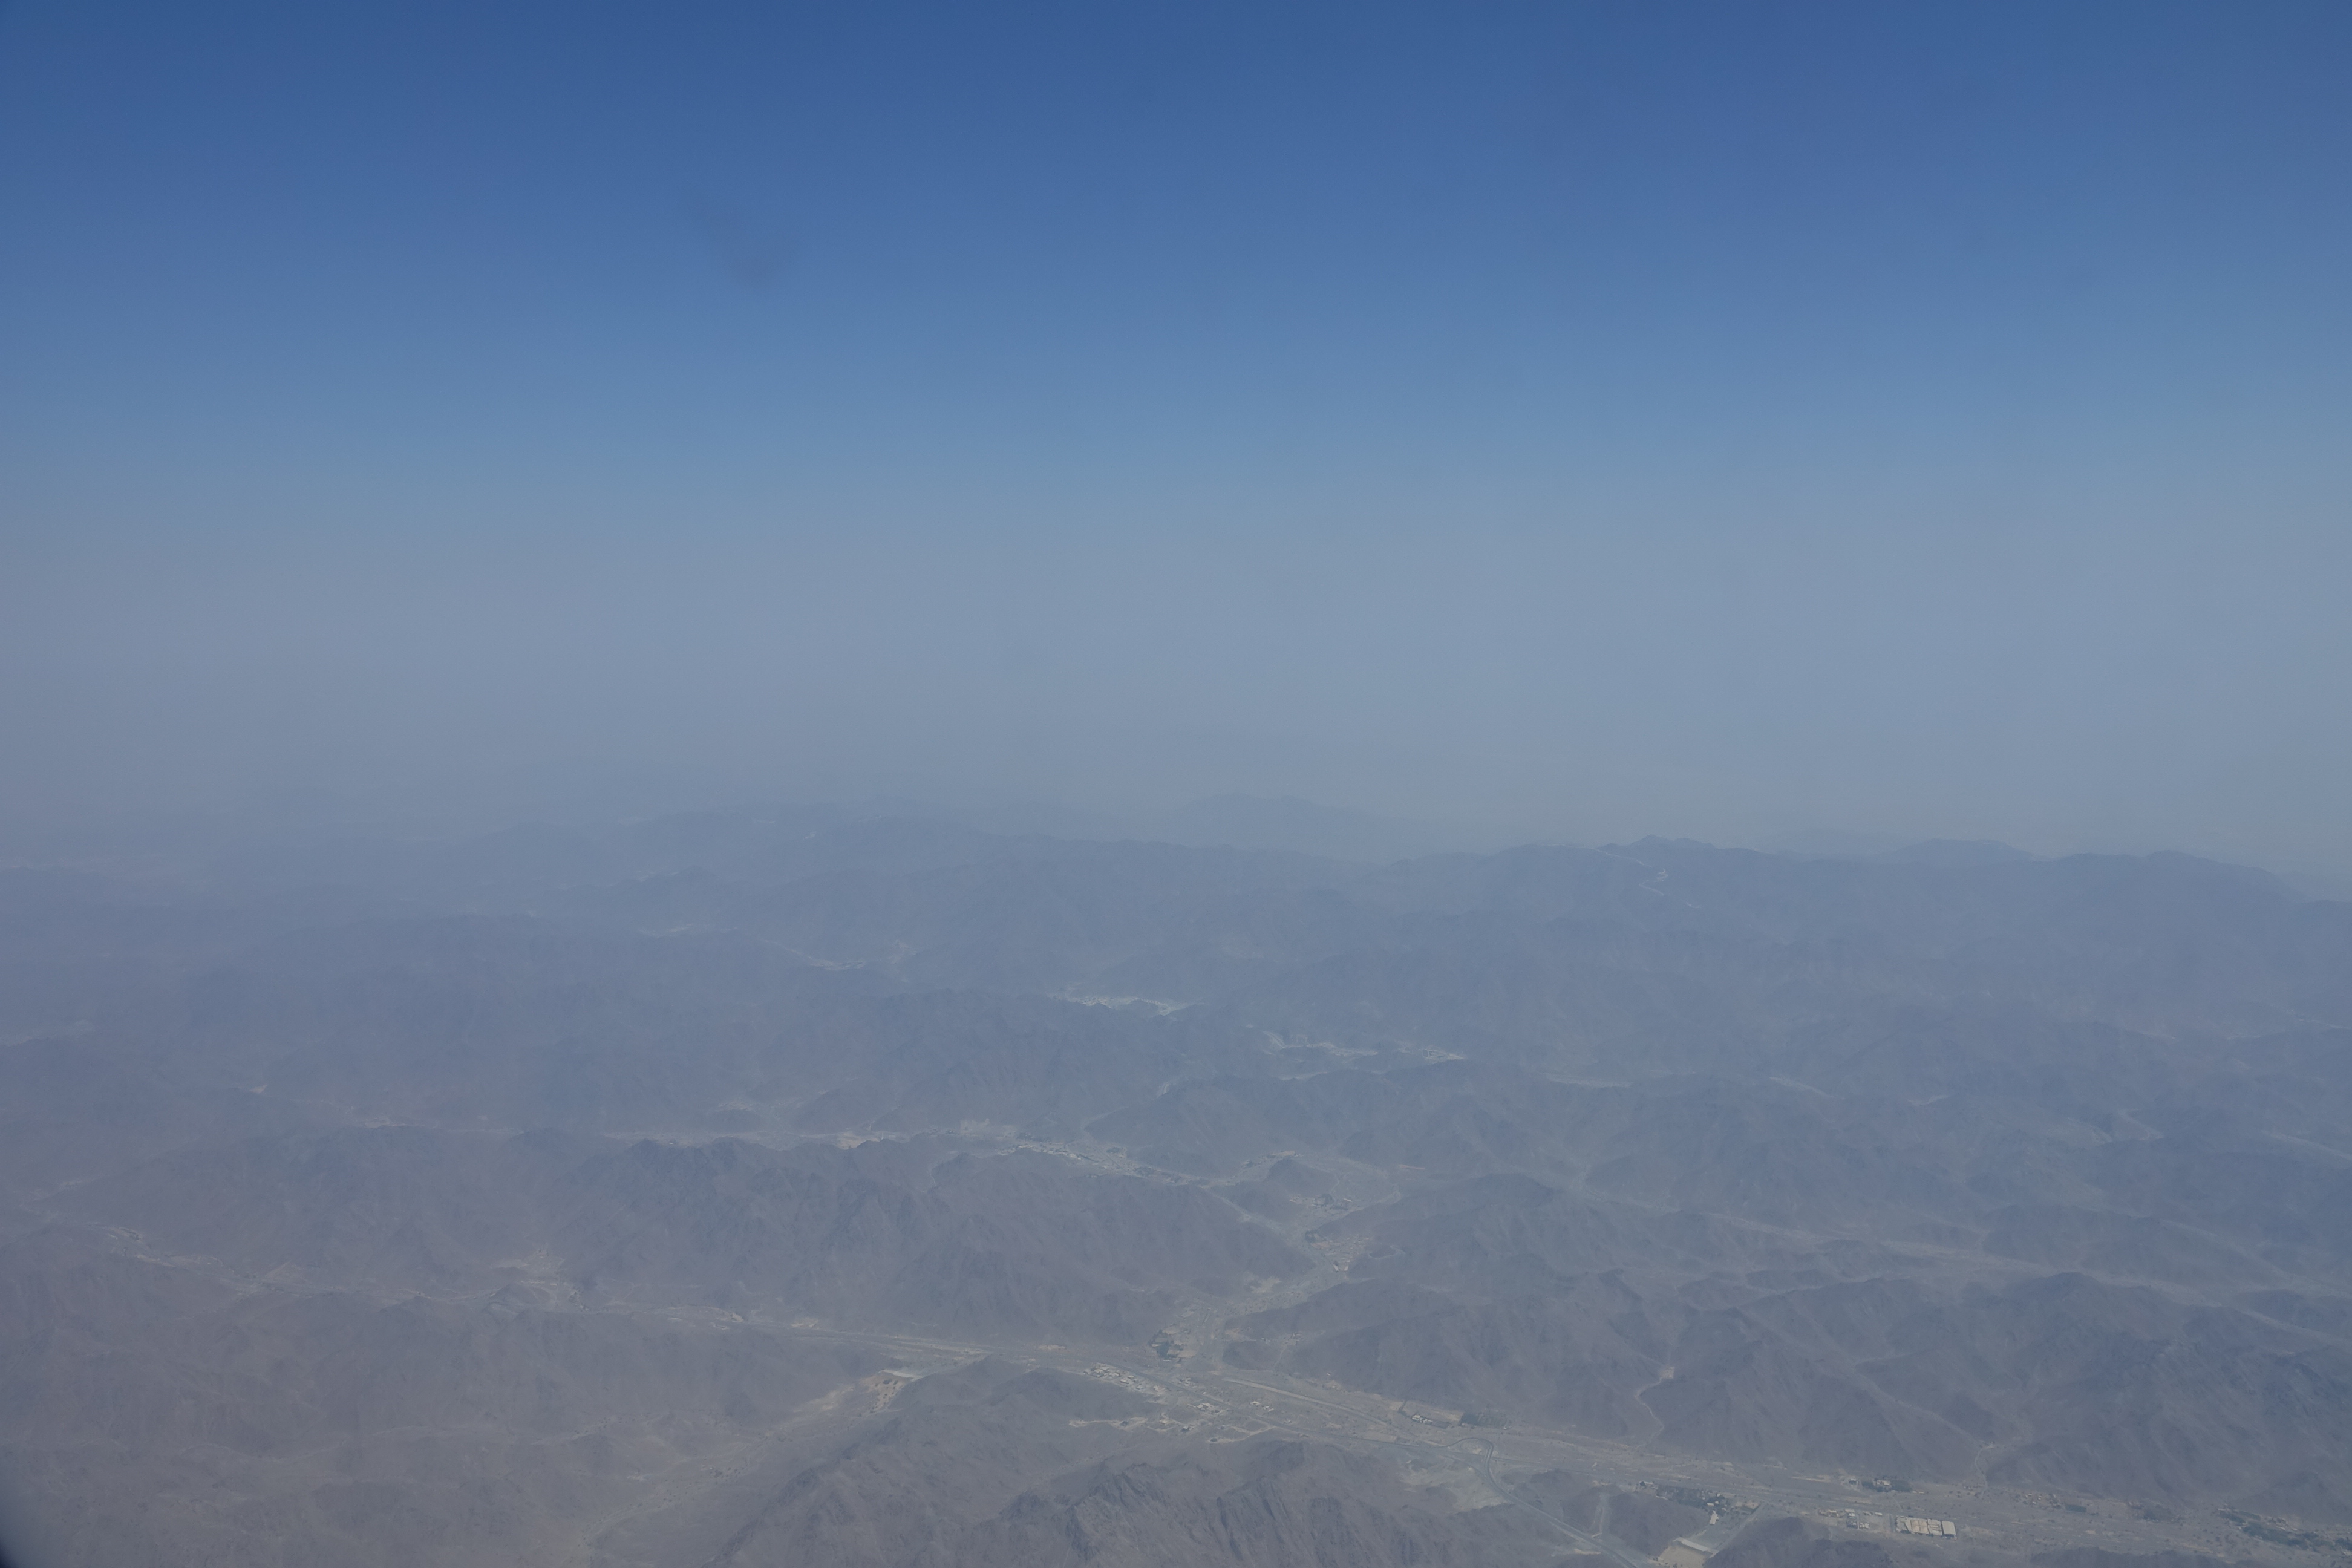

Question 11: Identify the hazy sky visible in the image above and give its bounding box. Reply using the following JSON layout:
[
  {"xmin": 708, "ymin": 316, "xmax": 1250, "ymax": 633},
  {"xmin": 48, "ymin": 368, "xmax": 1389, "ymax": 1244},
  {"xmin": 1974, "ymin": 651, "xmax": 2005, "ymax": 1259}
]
[{"xmin": 3, "ymin": 1, "xmax": 2348, "ymax": 868}]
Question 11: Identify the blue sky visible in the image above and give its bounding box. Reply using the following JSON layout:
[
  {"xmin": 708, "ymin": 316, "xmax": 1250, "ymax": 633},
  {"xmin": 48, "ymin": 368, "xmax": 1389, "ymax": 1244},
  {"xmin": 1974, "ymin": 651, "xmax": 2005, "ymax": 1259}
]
[{"xmin": 3, "ymin": 1, "xmax": 2348, "ymax": 868}]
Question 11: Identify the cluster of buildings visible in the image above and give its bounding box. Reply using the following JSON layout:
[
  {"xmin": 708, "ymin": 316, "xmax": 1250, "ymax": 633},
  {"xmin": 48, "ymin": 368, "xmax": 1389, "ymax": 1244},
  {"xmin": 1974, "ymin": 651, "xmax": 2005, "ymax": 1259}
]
[{"xmin": 1829, "ymin": 1510, "xmax": 1958, "ymax": 1537}]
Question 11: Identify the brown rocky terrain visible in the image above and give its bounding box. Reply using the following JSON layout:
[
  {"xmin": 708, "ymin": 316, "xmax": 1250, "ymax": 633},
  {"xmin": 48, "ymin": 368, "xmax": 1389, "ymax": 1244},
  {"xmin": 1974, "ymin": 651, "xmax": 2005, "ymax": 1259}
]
[{"xmin": 1, "ymin": 809, "xmax": 2347, "ymax": 1563}]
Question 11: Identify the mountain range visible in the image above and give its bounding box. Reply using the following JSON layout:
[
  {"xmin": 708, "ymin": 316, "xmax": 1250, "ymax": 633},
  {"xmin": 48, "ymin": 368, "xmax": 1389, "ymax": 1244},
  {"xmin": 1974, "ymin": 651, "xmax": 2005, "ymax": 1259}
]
[{"xmin": 1, "ymin": 803, "xmax": 2347, "ymax": 1565}]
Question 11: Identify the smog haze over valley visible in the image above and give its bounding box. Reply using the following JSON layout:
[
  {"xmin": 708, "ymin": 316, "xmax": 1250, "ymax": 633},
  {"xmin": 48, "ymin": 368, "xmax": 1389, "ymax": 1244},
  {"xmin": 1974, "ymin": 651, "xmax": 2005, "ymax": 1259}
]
[{"xmin": 4, "ymin": 3, "xmax": 2352, "ymax": 1567}]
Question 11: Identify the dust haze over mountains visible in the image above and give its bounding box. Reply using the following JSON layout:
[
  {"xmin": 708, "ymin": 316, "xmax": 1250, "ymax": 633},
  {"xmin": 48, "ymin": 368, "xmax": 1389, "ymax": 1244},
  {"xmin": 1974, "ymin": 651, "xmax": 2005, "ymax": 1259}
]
[
  {"xmin": 5, "ymin": 521, "xmax": 2351, "ymax": 884},
  {"xmin": 6, "ymin": 1, "xmax": 2352, "ymax": 1564}
]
